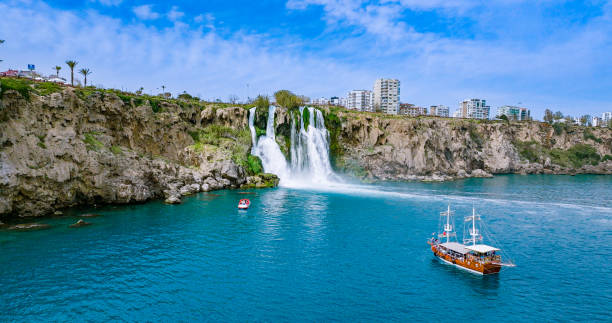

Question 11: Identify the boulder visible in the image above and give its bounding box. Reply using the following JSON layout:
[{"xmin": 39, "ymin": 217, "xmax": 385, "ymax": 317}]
[
  {"xmin": 470, "ymin": 169, "xmax": 493, "ymax": 178},
  {"xmin": 69, "ymin": 219, "xmax": 91, "ymax": 228},
  {"xmin": 8, "ymin": 223, "xmax": 51, "ymax": 231}
]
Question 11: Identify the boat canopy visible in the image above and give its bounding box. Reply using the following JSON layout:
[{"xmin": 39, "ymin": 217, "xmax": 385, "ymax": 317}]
[
  {"xmin": 465, "ymin": 244, "xmax": 500, "ymax": 253},
  {"xmin": 440, "ymin": 242, "xmax": 469, "ymax": 254}
]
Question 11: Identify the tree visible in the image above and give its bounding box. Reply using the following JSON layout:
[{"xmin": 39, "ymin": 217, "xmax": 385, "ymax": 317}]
[
  {"xmin": 65, "ymin": 60, "xmax": 78, "ymax": 86},
  {"xmin": 274, "ymin": 90, "xmax": 304, "ymax": 110},
  {"xmin": 136, "ymin": 87, "xmax": 144, "ymax": 95},
  {"xmin": 178, "ymin": 91, "xmax": 194, "ymax": 100},
  {"xmin": 54, "ymin": 66, "xmax": 61, "ymax": 77},
  {"xmin": 254, "ymin": 95, "xmax": 270, "ymax": 110},
  {"xmin": 0, "ymin": 39, "xmax": 4, "ymax": 63},
  {"xmin": 543, "ymin": 109, "xmax": 553, "ymax": 124},
  {"xmin": 579, "ymin": 115, "xmax": 591, "ymax": 127},
  {"xmin": 499, "ymin": 114, "xmax": 509, "ymax": 122},
  {"xmin": 79, "ymin": 68, "xmax": 91, "ymax": 87},
  {"xmin": 553, "ymin": 111, "xmax": 563, "ymax": 120}
]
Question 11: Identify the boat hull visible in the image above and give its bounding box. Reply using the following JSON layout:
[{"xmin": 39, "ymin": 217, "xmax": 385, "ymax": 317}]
[{"xmin": 431, "ymin": 244, "xmax": 501, "ymax": 275}]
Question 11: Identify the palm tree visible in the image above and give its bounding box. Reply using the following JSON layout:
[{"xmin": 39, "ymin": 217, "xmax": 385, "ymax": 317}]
[
  {"xmin": 0, "ymin": 40, "xmax": 4, "ymax": 63},
  {"xmin": 79, "ymin": 68, "xmax": 91, "ymax": 87},
  {"xmin": 65, "ymin": 60, "xmax": 77, "ymax": 86},
  {"xmin": 54, "ymin": 66, "xmax": 61, "ymax": 77}
]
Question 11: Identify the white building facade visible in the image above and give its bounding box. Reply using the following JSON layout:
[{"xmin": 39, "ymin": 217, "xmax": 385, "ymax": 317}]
[
  {"xmin": 602, "ymin": 112, "xmax": 612, "ymax": 125},
  {"xmin": 373, "ymin": 78, "xmax": 400, "ymax": 114},
  {"xmin": 347, "ymin": 90, "xmax": 373, "ymax": 112},
  {"xmin": 458, "ymin": 99, "xmax": 491, "ymax": 119},
  {"xmin": 496, "ymin": 105, "xmax": 530, "ymax": 121},
  {"xmin": 429, "ymin": 105, "xmax": 450, "ymax": 117}
]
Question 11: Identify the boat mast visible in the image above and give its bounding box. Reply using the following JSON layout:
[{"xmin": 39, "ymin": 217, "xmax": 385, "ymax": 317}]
[
  {"xmin": 444, "ymin": 205, "xmax": 452, "ymax": 243},
  {"xmin": 471, "ymin": 208, "xmax": 477, "ymax": 245}
]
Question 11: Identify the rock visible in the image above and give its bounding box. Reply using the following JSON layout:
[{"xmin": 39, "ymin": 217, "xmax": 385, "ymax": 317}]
[
  {"xmin": 80, "ymin": 213, "xmax": 102, "ymax": 218},
  {"xmin": 470, "ymin": 169, "xmax": 493, "ymax": 178},
  {"xmin": 69, "ymin": 219, "xmax": 91, "ymax": 228},
  {"xmin": 164, "ymin": 193, "xmax": 182, "ymax": 204},
  {"xmin": 8, "ymin": 223, "xmax": 51, "ymax": 231}
]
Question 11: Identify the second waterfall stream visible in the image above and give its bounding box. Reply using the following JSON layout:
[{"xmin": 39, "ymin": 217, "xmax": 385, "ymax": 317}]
[{"xmin": 248, "ymin": 106, "xmax": 341, "ymax": 187}]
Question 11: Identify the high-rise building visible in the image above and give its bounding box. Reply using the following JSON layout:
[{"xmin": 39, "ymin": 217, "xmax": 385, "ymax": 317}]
[
  {"xmin": 373, "ymin": 78, "xmax": 400, "ymax": 114},
  {"xmin": 399, "ymin": 104, "xmax": 427, "ymax": 117},
  {"xmin": 347, "ymin": 90, "xmax": 373, "ymax": 111},
  {"xmin": 457, "ymin": 99, "xmax": 490, "ymax": 119},
  {"xmin": 330, "ymin": 96, "xmax": 340, "ymax": 106},
  {"xmin": 429, "ymin": 105, "xmax": 450, "ymax": 117},
  {"xmin": 602, "ymin": 112, "xmax": 612, "ymax": 124},
  {"xmin": 496, "ymin": 105, "xmax": 530, "ymax": 121},
  {"xmin": 592, "ymin": 117, "xmax": 603, "ymax": 127}
]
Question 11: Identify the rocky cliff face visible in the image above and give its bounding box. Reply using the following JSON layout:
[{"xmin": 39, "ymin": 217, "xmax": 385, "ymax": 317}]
[
  {"xmin": 0, "ymin": 87, "xmax": 272, "ymax": 219},
  {"xmin": 327, "ymin": 110, "xmax": 612, "ymax": 181}
]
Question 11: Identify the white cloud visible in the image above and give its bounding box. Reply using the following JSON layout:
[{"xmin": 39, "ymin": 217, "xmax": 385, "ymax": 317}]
[
  {"xmin": 194, "ymin": 13, "xmax": 215, "ymax": 29},
  {"xmin": 1, "ymin": 0, "xmax": 612, "ymax": 117},
  {"xmin": 167, "ymin": 6, "xmax": 184, "ymax": 21},
  {"xmin": 92, "ymin": 0, "xmax": 123, "ymax": 6},
  {"xmin": 133, "ymin": 4, "xmax": 159, "ymax": 20},
  {"xmin": 0, "ymin": 0, "xmax": 365, "ymax": 101}
]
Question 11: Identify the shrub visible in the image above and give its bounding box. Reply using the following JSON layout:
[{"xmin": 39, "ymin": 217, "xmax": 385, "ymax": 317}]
[
  {"xmin": 246, "ymin": 155, "xmax": 263, "ymax": 175},
  {"xmin": 83, "ymin": 132, "xmax": 104, "ymax": 151},
  {"xmin": 583, "ymin": 129, "xmax": 602, "ymax": 143},
  {"xmin": 253, "ymin": 95, "xmax": 269, "ymax": 110},
  {"xmin": 110, "ymin": 145, "xmax": 122, "ymax": 155},
  {"xmin": 149, "ymin": 98, "xmax": 162, "ymax": 113},
  {"xmin": 514, "ymin": 140, "xmax": 541, "ymax": 163},
  {"xmin": 1, "ymin": 78, "xmax": 32, "ymax": 100}
]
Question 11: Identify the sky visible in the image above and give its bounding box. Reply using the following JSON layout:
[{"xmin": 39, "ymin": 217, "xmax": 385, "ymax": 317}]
[{"xmin": 1, "ymin": 0, "xmax": 612, "ymax": 119}]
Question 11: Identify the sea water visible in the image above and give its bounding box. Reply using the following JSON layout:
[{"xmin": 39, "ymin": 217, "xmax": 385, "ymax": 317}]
[{"xmin": 0, "ymin": 175, "xmax": 610, "ymax": 321}]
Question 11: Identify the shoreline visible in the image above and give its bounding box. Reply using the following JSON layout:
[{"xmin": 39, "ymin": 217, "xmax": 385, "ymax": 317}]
[{"xmin": 2, "ymin": 173, "xmax": 611, "ymax": 223}]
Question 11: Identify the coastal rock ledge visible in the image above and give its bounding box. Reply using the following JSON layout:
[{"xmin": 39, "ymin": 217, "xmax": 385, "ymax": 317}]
[{"xmin": 0, "ymin": 87, "xmax": 277, "ymax": 218}]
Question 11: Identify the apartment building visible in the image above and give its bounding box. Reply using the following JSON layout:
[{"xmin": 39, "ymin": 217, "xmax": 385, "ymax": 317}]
[
  {"xmin": 429, "ymin": 105, "xmax": 450, "ymax": 117},
  {"xmin": 347, "ymin": 90, "xmax": 373, "ymax": 111},
  {"xmin": 457, "ymin": 99, "xmax": 490, "ymax": 119},
  {"xmin": 373, "ymin": 78, "xmax": 400, "ymax": 114},
  {"xmin": 496, "ymin": 105, "xmax": 530, "ymax": 121},
  {"xmin": 399, "ymin": 104, "xmax": 427, "ymax": 117}
]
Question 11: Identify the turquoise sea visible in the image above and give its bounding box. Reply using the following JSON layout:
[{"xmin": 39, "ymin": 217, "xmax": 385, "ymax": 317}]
[{"xmin": 1, "ymin": 175, "xmax": 611, "ymax": 321}]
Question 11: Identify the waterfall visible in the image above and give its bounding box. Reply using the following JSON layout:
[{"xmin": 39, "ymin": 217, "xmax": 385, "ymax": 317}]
[
  {"xmin": 249, "ymin": 106, "xmax": 341, "ymax": 187},
  {"xmin": 249, "ymin": 106, "xmax": 291, "ymax": 182}
]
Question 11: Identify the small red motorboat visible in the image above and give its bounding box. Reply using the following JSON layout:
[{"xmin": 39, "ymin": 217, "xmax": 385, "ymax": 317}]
[{"xmin": 238, "ymin": 199, "xmax": 250, "ymax": 209}]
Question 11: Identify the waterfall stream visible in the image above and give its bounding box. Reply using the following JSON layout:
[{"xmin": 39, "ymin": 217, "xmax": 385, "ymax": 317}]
[{"xmin": 249, "ymin": 106, "xmax": 341, "ymax": 187}]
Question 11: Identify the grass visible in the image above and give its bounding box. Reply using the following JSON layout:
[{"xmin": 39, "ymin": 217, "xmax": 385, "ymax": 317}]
[
  {"xmin": 110, "ymin": 145, "xmax": 122, "ymax": 155},
  {"xmin": 1, "ymin": 78, "xmax": 32, "ymax": 100},
  {"xmin": 83, "ymin": 132, "xmax": 104, "ymax": 151},
  {"xmin": 34, "ymin": 82, "xmax": 63, "ymax": 96},
  {"xmin": 36, "ymin": 134, "xmax": 46, "ymax": 149}
]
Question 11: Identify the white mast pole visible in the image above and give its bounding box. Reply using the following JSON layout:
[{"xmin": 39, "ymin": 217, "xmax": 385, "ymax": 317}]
[
  {"xmin": 472, "ymin": 207, "xmax": 477, "ymax": 245},
  {"xmin": 446, "ymin": 205, "xmax": 451, "ymax": 243}
]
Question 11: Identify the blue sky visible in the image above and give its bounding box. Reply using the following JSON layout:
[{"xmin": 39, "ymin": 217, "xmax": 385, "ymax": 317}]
[{"xmin": 1, "ymin": 0, "xmax": 612, "ymax": 118}]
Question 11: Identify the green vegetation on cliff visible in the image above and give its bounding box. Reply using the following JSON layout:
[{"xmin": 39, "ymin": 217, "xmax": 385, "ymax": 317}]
[
  {"xmin": 514, "ymin": 140, "xmax": 603, "ymax": 168},
  {"xmin": 188, "ymin": 124, "xmax": 263, "ymax": 175}
]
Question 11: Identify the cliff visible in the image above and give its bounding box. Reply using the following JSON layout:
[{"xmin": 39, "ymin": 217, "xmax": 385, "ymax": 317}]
[
  {"xmin": 0, "ymin": 81, "xmax": 276, "ymax": 219},
  {"xmin": 323, "ymin": 108, "xmax": 612, "ymax": 181}
]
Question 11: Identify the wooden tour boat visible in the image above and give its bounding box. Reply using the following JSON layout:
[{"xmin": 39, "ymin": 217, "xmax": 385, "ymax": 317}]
[{"xmin": 428, "ymin": 206, "xmax": 515, "ymax": 275}]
